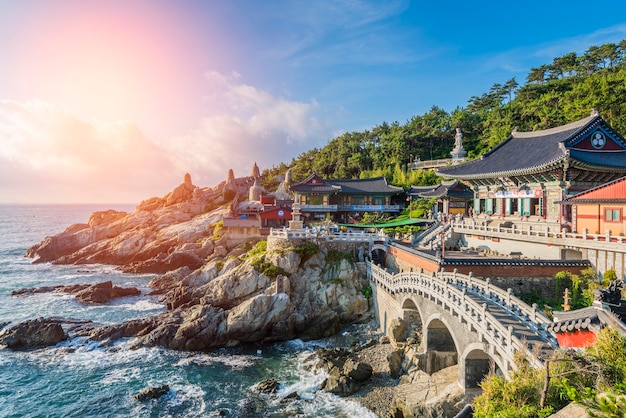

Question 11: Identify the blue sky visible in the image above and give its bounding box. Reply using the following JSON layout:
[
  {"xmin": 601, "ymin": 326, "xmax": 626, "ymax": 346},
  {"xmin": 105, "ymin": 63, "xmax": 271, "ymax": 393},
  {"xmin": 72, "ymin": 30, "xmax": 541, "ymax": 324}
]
[{"xmin": 1, "ymin": 0, "xmax": 626, "ymax": 203}]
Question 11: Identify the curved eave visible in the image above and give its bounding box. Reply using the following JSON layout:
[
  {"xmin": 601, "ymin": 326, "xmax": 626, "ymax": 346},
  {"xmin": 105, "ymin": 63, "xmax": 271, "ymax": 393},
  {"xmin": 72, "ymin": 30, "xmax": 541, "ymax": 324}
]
[
  {"xmin": 560, "ymin": 199, "xmax": 626, "ymax": 205},
  {"xmin": 437, "ymin": 157, "xmax": 566, "ymax": 180},
  {"xmin": 568, "ymin": 159, "xmax": 626, "ymax": 173}
]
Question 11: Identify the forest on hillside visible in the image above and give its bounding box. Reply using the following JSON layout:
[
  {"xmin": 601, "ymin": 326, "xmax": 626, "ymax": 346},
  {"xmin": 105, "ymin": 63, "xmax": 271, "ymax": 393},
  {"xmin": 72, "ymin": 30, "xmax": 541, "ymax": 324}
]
[{"xmin": 261, "ymin": 40, "xmax": 626, "ymax": 190}]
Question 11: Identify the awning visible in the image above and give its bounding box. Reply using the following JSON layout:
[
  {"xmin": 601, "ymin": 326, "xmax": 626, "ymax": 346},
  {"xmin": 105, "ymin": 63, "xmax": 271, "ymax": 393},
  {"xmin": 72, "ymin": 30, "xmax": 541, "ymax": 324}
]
[{"xmin": 338, "ymin": 218, "xmax": 430, "ymax": 228}]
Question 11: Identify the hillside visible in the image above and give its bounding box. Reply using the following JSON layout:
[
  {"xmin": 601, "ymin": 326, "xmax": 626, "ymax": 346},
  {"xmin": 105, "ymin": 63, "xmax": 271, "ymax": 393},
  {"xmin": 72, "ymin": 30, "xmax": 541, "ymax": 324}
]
[{"xmin": 262, "ymin": 40, "xmax": 626, "ymax": 189}]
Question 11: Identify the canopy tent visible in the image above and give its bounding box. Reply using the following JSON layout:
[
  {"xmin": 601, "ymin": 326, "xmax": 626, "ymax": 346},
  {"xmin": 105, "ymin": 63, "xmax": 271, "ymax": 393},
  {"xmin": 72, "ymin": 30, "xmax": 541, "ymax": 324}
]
[{"xmin": 338, "ymin": 218, "xmax": 430, "ymax": 229}]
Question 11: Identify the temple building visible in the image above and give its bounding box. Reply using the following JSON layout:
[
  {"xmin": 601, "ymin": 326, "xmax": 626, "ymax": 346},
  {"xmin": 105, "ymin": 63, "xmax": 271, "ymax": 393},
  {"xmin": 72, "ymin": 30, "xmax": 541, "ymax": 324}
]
[
  {"xmin": 289, "ymin": 173, "xmax": 404, "ymax": 224},
  {"xmin": 408, "ymin": 180, "xmax": 474, "ymax": 217},
  {"xmin": 559, "ymin": 176, "xmax": 626, "ymax": 235},
  {"xmin": 437, "ymin": 110, "xmax": 626, "ymax": 223}
]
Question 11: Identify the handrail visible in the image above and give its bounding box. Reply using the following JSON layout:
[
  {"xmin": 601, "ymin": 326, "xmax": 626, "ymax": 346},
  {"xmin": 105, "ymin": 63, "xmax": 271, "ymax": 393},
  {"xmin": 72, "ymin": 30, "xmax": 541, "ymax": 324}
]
[
  {"xmin": 269, "ymin": 227, "xmax": 384, "ymax": 242},
  {"xmin": 368, "ymin": 262, "xmax": 555, "ymax": 370},
  {"xmin": 442, "ymin": 269, "xmax": 552, "ymax": 326},
  {"xmin": 451, "ymin": 219, "xmax": 626, "ymax": 250}
]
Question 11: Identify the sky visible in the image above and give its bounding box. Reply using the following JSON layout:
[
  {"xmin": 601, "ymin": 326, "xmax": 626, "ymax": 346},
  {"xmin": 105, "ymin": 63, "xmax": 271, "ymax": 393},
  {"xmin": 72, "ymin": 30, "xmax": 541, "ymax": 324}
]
[{"xmin": 1, "ymin": 0, "xmax": 626, "ymax": 204}]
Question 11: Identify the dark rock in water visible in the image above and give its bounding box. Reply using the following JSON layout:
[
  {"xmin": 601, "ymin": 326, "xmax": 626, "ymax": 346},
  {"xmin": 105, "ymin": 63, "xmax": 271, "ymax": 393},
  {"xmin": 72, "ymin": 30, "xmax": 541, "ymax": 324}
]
[
  {"xmin": 11, "ymin": 286, "xmax": 60, "ymax": 296},
  {"xmin": 254, "ymin": 378, "xmax": 281, "ymax": 394},
  {"xmin": 280, "ymin": 391, "xmax": 301, "ymax": 402},
  {"xmin": 0, "ymin": 317, "xmax": 67, "ymax": 349},
  {"xmin": 11, "ymin": 281, "xmax": 140, "ymax": 304},
  {"xmin": 134, "ymin": 384, "xmax": 170, "ymax": 401},
  {"xmin": 73, "ymin": 281, "xmax": 140, "ymax": 304}
]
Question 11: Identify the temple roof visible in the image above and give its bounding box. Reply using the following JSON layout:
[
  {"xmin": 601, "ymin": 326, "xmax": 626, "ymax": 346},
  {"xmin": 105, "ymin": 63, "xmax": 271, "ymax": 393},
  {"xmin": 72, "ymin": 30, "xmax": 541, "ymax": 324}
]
[
  {"xmin": 560, "ymin": 176, "xmax": 626, "ymax": 204},
  {"xmin": 408, "ymin": 180, "xmax": 474, "ymax": 199},
  {"xmin": 548, "ymin": 303, "xmax": 626, "ymax": 335},
  {"xmin": 437, "ymin": 112, "xmax": 626, "ymax": 180},
  {"xmin": 290, "ymin": 173, "xmax": 403, "ymax": 195}
]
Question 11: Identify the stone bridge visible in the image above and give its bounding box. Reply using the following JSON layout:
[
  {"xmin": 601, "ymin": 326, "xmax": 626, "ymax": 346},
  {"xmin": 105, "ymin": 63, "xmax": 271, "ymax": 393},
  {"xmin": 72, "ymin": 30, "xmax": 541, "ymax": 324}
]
[{"xmin": 368, "ymin": 262, "xmax": 558, "ymax": 390}]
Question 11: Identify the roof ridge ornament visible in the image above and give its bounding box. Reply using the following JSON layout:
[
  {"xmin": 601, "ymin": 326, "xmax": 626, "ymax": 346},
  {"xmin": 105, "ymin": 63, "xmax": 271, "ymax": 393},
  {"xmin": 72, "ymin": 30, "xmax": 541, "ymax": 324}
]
[{"xmin": 591, "ymin": 108, "xmax": 599, "ymax": 117}]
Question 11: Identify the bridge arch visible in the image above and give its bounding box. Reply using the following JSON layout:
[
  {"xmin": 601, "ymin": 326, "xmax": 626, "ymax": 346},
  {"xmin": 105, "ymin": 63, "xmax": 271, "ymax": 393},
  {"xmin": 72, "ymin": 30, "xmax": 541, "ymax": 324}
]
[
  {"xmin": 370, "ymin": 242, "xmax": 387, "ymax": 267},
  {"xmin": 460, "ymin": 343, "xmax": 505, "ymax": 389},
  {"xmin": 424, "ymin": 315, "xmax": 459, "ymax": 354},
  {"xmin": 400, "ymin": 297, "xmax": 424, "ymax": 343}
]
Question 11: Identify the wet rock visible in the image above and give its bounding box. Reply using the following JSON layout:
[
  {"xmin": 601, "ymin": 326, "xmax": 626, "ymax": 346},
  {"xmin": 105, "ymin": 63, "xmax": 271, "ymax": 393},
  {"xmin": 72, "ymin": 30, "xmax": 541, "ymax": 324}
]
[
  {"xmin": 314, "ymin": 347, "xmax": 373, "ymax": 396},
  {"xmin": 254, "ymin": 378, "xmax": 280, "ymax": 394},
  {"xmin": 0, "ymin": 317, "xmax": 67, "ymax": 349},
  {"xmin": 134, "ymin": 384, "xmax": 170, "ymax": 401},
  {"xmin": 74, "ymin": 281, "xmax": 140, "ymax": 304},
  {"xmin": 11, "ymin": 281, "xmax": 140, "ymax": 304}
]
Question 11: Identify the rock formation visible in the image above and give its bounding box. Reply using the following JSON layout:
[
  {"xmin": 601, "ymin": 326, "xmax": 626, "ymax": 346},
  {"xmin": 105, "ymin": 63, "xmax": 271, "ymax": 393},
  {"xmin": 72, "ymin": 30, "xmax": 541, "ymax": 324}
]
[
  {"xmin": 0, "ymin": 317, "xmax": 68, "ymax": 349},
  {"xmin": 314, "ymin": 347, "xmax": 373, "ymax": 396},
  {"xmin": 134, "ymin": 384, "xmax": 170, "ymax": 401},
  {"xmin": 12, "ymin": 281, "xmax": 140, "ymax": 304},
  {"xmin": 250, "ymin": 162, "xmax": 261, "ymax": 178},
  {"xmin": 223, "ymin": 169, "xmax": 237, "ymax": 202},
  {"xmin": 25, "ymin": 174, "xmax": 228, "ymax": 272},
  {"xmin": 17, "ymin": 171, "xmax": 371, "ymax": 352}
]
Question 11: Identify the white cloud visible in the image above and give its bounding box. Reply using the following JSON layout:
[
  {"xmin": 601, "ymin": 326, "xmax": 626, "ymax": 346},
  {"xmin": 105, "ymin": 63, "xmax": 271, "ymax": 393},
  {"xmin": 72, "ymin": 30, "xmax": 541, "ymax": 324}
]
[
  {"xmin": 0, "ymin": 73, "xmax": 334, "ymax": 202},
  {"xmin": 0, "ymin": 99, "xmax": 179, "ymax": 203},
  {"xmin": 167, "ymin": 72, "xmax": 331, "ymax": 186}
]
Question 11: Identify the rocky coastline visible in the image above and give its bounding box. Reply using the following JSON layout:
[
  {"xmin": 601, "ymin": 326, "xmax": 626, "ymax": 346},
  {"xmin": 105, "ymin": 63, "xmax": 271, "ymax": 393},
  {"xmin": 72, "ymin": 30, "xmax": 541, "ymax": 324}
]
[{"xmin": 0, "ymin": 172, "xmax": 467, "ymax": 417}]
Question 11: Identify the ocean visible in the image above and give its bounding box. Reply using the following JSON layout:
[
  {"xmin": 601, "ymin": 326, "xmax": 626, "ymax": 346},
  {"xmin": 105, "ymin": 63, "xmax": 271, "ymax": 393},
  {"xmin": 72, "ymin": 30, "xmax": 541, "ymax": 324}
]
[{"xmin": 0, "ymin": 204, "xmax": 377, "ymax": 418}]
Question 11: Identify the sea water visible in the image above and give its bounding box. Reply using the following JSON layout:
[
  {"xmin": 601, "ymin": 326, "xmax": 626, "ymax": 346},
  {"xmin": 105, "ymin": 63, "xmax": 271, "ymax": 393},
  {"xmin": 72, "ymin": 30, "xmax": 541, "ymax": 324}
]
[{"xmin": 0, "ymin": 204, "xmax": 376, "ymax": 418}]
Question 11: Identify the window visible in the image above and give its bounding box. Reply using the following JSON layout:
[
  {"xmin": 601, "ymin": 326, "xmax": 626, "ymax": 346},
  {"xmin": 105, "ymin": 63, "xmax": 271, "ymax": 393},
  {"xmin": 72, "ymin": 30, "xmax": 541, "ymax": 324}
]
[
  {"xmin": 351, "ymin": 195, "xmax": 364, "ymax": 205},
  {"xmin": 308, "ymin": 195, "xmax": 323, "ymax": 205},
  {"xmin": 604, "ymin": 208, "xmax": 622, "ymax": 222}
]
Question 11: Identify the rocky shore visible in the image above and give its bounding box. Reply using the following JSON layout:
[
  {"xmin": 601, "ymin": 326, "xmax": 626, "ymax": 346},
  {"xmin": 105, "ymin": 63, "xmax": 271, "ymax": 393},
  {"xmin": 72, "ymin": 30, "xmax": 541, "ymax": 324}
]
[{"xmin": 1, "ymin": 171, "xmax": 469, "ymax": 417}]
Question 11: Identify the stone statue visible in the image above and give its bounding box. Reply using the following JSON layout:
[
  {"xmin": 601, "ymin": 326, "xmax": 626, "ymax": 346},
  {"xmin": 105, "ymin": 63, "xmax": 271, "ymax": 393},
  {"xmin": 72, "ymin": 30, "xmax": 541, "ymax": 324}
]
[{"xmin": 450, "ymin": 127, "xmax": 467, "ymax": 160}]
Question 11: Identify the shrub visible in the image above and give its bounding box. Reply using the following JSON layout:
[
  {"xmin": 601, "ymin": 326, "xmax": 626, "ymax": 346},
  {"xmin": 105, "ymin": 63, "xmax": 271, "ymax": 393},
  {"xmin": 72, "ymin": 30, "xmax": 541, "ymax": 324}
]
[
  {"xmin": 213, "ymin": 220, "xmax": 224, "ymax": 239},
  {"xmin": 250, "ymin": 256, "xmax": 288, "ymax": 280},
  {"xmin": 361, "ymin": 285, "xmax": 373, "ymax": 299},
  {"xmin": 295, "ymin": 241, "xmax": 318, "ymax": 260}
]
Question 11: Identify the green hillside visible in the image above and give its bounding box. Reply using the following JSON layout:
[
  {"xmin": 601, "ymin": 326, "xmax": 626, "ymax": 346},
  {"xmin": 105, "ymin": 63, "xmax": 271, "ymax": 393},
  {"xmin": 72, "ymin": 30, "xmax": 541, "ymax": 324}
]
[{"xmin": 262, "ymin": 40, "xmax": 626, "ymax": 190}]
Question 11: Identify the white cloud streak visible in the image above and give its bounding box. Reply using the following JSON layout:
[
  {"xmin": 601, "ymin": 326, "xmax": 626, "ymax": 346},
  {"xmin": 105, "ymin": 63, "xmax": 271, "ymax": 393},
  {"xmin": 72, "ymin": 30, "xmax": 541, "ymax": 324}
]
[{"xmin": 167, "ymin": 71, "xmax": 331, "ymax": 186}]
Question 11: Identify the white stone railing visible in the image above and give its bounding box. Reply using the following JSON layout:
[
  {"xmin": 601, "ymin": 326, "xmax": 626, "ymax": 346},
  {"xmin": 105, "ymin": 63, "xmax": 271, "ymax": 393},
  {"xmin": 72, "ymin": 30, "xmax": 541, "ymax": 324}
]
[
  {"xmin": 368, "ymin": 262, "xmax": 554, "ymax": 370},
  {"xmin": 300, "ymin": 204, "xmax": 338, "ymax": 212},
  {"xmin": 451, "ymin": 218, "xmax": 626, "ymax": 251},
  {"xmin": 269, "ymin": 227, "xmax": 383, "ymax": 242}
]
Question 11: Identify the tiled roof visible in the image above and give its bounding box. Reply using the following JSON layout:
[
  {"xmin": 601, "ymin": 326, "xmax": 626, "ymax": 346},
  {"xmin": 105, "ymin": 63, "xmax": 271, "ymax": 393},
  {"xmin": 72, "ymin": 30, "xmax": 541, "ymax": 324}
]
[
  {"xmin": 289, "ymin": 173, "xmax": 341, "ymax": 193},
  {"xmin": 408, "ymin": 181, "xmax": 473, "ymax": 199},
  {"xmin": 327, "ymin": 177, "xmax": 403, "ymax": 194},
  {"xmin": 548, "ymin": 304, "xmax": 626, "ymax": 334},
  {"xmin": 437, "ymin": 113, "xmax": 626, "ymax": 179},
  {"xmin": 560, "ymin": 176, "xmax": 626, "ymax": 204},
  {"xmin": 290, "ymin": 174, "xmax": 403, "ymax": 195}
]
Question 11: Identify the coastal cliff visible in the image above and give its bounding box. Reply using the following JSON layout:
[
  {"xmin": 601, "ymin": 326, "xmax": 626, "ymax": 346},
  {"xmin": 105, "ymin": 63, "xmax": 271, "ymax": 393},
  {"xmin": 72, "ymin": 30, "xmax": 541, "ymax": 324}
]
[{"xmin": 18, "ymin": 173, "xmax": 371, "ymax": 350}]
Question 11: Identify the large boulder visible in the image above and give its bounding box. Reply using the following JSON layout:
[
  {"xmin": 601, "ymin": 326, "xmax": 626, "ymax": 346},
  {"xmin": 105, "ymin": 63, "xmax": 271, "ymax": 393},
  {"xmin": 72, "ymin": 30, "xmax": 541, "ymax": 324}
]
[
  {"xmin": 389, "ymin": 365, "xmax": 465, "ymax": 418},
  {"xmin": 315, "ymin": 347, "xmax": 373, "ymax": 396},
  {"xmin": 74, "ymin": 281, "xmax": 140, "ymax": 304},
  {"xmin": 0, "ymin": 317, "xmax": 67, "ymax": 349},
  {"xmin": 226, "ymin": 294, "xmax": 295, "ymax": 342}
]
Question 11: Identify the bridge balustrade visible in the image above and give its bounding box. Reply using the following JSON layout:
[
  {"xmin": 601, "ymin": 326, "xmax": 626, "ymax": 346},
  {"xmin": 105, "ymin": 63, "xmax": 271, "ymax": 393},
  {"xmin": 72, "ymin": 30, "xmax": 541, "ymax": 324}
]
[{"xmin": 368, "ymin": 262, "xmax": 556, "ymax": 371}]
